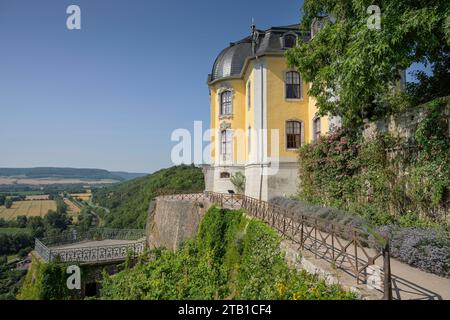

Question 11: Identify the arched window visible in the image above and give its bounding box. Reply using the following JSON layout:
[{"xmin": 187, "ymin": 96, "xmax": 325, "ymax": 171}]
[
  {"xmin": 220, "ymin": 91, "xmax": 232, "ymax": 115},
  {"xmin": 220, "ymin": 129, "xmax": 232, "ymax": 161},
  {"xmin": 284, "ymin": 34, "xmax": 297, "ymax": 48},
  {"xmin": 286, "ymin": 121, "xmax": 302, "ymax": 149},
  {"xmin": 285, "ymin": 71, "xmax": 301, "ymax": 99},
  {"xmin": 313, "ymin": 118, "xmax": 321, "ymax": 142}
]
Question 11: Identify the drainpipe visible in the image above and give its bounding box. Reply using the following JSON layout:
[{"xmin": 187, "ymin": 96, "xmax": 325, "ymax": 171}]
[{"xmin": 257, "ymin": 56, "xmax": 264, "ymax": 201}]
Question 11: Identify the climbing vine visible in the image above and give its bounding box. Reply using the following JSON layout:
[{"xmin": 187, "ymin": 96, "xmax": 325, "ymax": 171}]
[{"xmin": 297, "ymin": 98, "xmax": 449, "ymax": 228}]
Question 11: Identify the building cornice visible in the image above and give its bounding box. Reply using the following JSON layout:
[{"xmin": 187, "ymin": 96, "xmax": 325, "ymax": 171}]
[{"xmin": 207, "ymin": 52, "xmax": 285, "ymax": 87}]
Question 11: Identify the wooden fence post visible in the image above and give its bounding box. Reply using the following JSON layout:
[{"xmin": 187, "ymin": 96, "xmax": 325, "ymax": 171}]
[
  {"xmin": 300, "ymin": 218, "xmax": 304, "ymax": 250},
  {"xmin": 383, "ymin": 241, "xmax": 393, "ymax": 300},
  {"xmin": 331, "ymin": 224, "xmax": 335, "ymax": 261},
  {"xmin": 354, "ymin": 231, "xmax": 359, "ymax": 284}
]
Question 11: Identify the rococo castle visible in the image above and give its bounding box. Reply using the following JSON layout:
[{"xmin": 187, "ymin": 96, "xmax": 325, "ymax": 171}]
[{"xmin": 203, "ymin": 20, "xmax": 342, "ymax": 201}]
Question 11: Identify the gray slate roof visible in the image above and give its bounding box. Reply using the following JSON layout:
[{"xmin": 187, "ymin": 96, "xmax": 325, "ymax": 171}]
[{"xmin": 209, "ymin": 24, "xmax": 310, "ymax": 83}]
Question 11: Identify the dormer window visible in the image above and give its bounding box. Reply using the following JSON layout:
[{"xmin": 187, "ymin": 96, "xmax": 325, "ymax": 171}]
[
  {"xmin": 220, "ymin": 91, "xmax": 232, "ymax": 115},
  {"xmin": 283, "ymin": 34, "xmax": 297, "ymax": 48}
]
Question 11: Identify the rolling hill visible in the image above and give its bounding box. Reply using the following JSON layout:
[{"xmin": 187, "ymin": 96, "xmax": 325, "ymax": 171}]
[
  {"xmin": 92, "ymin": 165, "xmax": 205, "ymax": 229},
  {"xmin": 0, "ymin": 167, "xmax": 146, "ymax": 182}
]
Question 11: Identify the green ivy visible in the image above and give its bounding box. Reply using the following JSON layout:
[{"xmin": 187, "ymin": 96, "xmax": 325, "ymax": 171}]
[
  {"xmin": 17, "ymin": 256, "xmax": 82, "ymax": 300},
  {"xmin": 297, "ymin": 99, "xmax": 449, "ymax": 228}
]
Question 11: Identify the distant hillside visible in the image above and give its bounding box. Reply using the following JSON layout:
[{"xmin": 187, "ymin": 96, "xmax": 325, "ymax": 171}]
[
  {"xmin": 92, "ymin": 165, "xmax": 205, "ymax": 229},
  {"xmin": 110, "ymin": 171, "xmax": 147, "ymax": 181},
  {"xmin": 0, "ymin": 167, "xmax": 145, "ymax": 182}
]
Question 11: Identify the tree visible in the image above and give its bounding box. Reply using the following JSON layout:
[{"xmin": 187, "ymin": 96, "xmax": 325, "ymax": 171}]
[
  {"xmin": 0, "ymin": 218, "xmax": 7, "ymax": 228},
  {"xmin": 0, "ymin": 195, "xmax": 5, "ymax": 206},
  {"xmin": 16, "ymin": 216, "xmax": 28, "ymax": 228},
  {"xmin": 230, "ymin": 172, "xmax": 246, "ymax": 194},
  {"xmin": 44, "ymin": 210, "xmax": 71, "ymax": 231},
  {"xmin": 287, "ymin": 0, "xmax": 450, "ymax": 127},
  {"xmin": 27, "ymin": 216, "xmax": 45, "ymax": 239},
  {"xmin": 4, "ymin": 199, "xmax": 13, "ymax": 209}
]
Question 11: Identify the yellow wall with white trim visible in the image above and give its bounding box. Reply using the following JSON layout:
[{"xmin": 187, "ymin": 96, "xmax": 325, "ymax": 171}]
[{"xmin": 209, "ymin": 55, "xmax": 329, "ymax": 164}]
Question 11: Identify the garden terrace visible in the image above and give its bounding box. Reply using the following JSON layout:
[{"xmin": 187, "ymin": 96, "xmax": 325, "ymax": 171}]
[
  {"xmin": 34, "ymin": 228, "xmax": 146, "ymax": 265},
  {"xmin": 159, "ymin": 191, "xmax": 392, "ymax": 299}
]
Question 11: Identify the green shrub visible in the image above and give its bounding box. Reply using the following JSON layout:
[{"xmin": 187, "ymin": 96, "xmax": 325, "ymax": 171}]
[
  {"xmin": 297, "ymin": 99, "xmax": 449, "ymax": 228},
  {"xmin": 100, "ymin": 207, "xmax": 355, "ymax": 300},
  {"xmin": 17, "ymin": 256, "xmax": 80, "ymax": 300},
  {"xmin": 93, "ymin": 165, "xmax": 205, "ymax": 229}
]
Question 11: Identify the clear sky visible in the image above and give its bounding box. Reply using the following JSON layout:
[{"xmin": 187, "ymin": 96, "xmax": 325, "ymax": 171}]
[
  {"xmin": 0, "ymin": 0, "xmax": 305, "ymax": 173},
  {"xmin": 0, "ymin": 1, "xmax": 428, "ymax": 173}
]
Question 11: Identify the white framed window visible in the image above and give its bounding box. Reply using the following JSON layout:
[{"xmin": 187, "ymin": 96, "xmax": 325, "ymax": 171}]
[
  {"xmin": 220, "ymin": 91, "xmax": 232, "ymax": 115},
  {"xmin": 286, "ymin": 121, "xmax": 302, "ymax": 149},
  {"xmin": 220, "ymin": 129, "xmax": 232, "ymax": 161},
  {"xmin": 285, "ymin": 71, "xmax": 302, "ymax": 99}
]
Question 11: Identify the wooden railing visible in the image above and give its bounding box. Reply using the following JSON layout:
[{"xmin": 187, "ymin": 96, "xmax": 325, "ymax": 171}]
[{"xmin": 159, "ymin": 191, "xmax": 392, "ymax": 300}]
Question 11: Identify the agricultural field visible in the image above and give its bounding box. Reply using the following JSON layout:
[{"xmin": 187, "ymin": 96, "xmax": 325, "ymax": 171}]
[
  {"xmin": 0, "ymin": 200, "xmax": 56, "ymax": 220},
  {"xmin": 25, "ymin": 195, "xmax": 50, "ymax": 201},
  {"xmin": 70, "ymin": 193, "xmax": 92, "ymax": 202},
  {"xmin": 64, "ymin": 198, "xmax": 81, "ymax": 222}
]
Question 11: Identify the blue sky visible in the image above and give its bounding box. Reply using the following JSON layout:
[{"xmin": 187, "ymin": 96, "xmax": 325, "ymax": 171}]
[
  {"xmin": 0, "ymin": 0, "xmax": 304, "ymax": 173},
  {"xmin": 0, "ymin": 1, "xmax": 428, "ymax": 173}
]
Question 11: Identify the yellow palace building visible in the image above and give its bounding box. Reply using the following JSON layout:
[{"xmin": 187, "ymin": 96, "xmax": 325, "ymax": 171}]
[{"xmin": 203, "ymin": 22, "xmax": 341, "ymax": 201}]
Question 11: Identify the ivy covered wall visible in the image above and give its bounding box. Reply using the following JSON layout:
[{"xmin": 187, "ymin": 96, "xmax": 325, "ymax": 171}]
[{"xmin": 297, "ymin": 98, "xmax": 449, "ymax": 228}]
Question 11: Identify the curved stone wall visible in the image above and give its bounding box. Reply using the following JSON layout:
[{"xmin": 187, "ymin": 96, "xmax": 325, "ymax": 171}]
[{"xmin": 145, "ymin": 198, "xmax": 211, "ymax": 251}]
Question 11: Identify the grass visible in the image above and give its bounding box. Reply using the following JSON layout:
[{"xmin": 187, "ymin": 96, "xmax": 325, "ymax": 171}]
[
  {"xmin": 7, "ymin": 254, "xmax": 18, "ymax": 262},
  {"xmin": 0, "ymin": 191, "xmax": 45, "ymax": 196},
  {"xmin": 0, "ymin": 227, "xmax": 32, "ymax": 235}
]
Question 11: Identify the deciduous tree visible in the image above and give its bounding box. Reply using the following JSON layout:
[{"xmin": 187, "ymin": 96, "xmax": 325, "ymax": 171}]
[{"xmin": 287, "ymin": 0, "xmax": 449, "ymax": 127}]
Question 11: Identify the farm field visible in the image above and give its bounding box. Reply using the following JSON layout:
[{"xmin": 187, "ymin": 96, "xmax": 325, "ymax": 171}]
[
  {"xmin": 25, "ymin": 195, "xmax": 50, "ymax": 201},
  {"xmin": 0, "ymin": 200, "xmax": 56, "ymax": 220},
  {"xmin": 64, "ymin": 198, "xmax": 81, "ymax": 222},
  {"xmin": 70, "ymin": 193, "xmax": 92, "ymax": 201}
]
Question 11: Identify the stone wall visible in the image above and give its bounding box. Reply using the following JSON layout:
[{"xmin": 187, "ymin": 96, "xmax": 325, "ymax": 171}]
[
  {"xmin": 363, "ymin": 98, "xmax": 450, "ymax": 141},
  {"xmin": 145, "ymin": 197, "xmax": 211, "ymax": 251}
]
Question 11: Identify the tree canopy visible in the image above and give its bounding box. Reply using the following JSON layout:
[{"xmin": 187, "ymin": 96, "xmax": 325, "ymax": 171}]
[
  {"xmin": 93, "ymin": 165, "xmax": 205, "ymax": 229},
  {"xmin": 287, "ymin": 0, "xmax": 450, "ymax": 127}
]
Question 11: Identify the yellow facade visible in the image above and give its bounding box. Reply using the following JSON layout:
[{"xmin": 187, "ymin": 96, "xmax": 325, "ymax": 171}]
[
  {"xmin": 205, "ymin": 23, "xmax": 337, "ymax": 200},
  {"xmin": 209, "ymin": 54, "xmax": 330, "ymax": 163}
]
